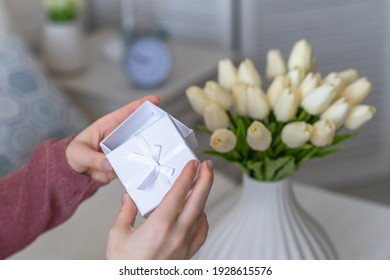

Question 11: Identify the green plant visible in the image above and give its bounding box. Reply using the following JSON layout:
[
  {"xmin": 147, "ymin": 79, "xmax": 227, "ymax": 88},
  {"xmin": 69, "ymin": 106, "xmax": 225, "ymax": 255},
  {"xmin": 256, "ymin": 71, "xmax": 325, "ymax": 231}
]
[{"xmin": 43, "ymin": 0, "xmax": 84, "ymax": 22}]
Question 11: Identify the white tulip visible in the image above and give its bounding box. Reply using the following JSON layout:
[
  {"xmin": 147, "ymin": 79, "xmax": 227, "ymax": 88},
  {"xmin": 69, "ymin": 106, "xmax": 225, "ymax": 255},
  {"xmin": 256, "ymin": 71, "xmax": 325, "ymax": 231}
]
[
  {"xmin": 273, "ymin": 88, "xmax": 301, "ymax": 122},
  {"xmin": 218, "ymin": 58, "xmax": 238, "ymax": 90},
  {"xmin": 310, "ymin": 119, "xmax": 336, "ymax": 147},
  {"xmin": 210, "ymin": 128, "xmax": 237, "ymax": 153},
  {"xmin": 246, "ymin": 86, "xmax": 270, "ymax": 120},
  {"xmin": 281, "ymin": 122, "xmax": 313, "ymax": 148},
  {"xmin": 299, "ymin": 72, "xmax": 321, "ymax": 98},
  {"xmin": 338, "ymin": 68, "xmax": 359, "ymax": 85},
  {"xmin": 301, "ymin": 84, "xmax": 336, "ymax": 115},
  {"xmin": 185, "ymin": 86, "xmax": 210, "ymax": 115},
  {"xmin": 204, "ymin": 81, "xmax": 233, "ymax": 110},
  {"xmin": 203, "ymin": 103, "xmax": 230, "ymax": 131},
  {"xmin": 238, "ymin": 59, "xmax": 262, "ymax": 87},
  {"xmin": 320, "ymin": 97, "xmax": 351, "ymax": 129},
  {"xmin": 344, "ymin": 105, "xmax": 376, "ymax": 130},
  {"xmin": 288, "ymin": 39, "xmax": 312, "ymax": 73},
  {"xmin": 341, "ymin": 77, "xmax": 372, "ymax": 105},
  {"xmin": 266, "ymin": 49, "xmax": 287, "ymax": 80},
  {"xmin": 246, "ymin": 121, "xmax": 272, "ymax": 151},
  {"xmin": 324, "ymin": 72, "xmax": 346, "ymax": 99},
  {"xmin": 232, "ymin": 82, "xmax": 248, "ymax": 116},
  {"xmin": 267, "ymin": 75, "xmax": 290, "ymax": 108},
  {"xmin": 288, "ymin": 67, "xmax": 305, "ymax": 88}
]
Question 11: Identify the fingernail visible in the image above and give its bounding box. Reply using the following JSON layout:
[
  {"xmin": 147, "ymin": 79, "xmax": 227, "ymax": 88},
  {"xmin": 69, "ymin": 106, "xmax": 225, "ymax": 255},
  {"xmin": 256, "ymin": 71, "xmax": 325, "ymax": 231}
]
[
  {"xmin": 193, "ymin": 160, "xmax": 200, "ymax": 169},
  {"xmin": 102, "ymin": 160, "xmax": 113, "ymax": 172},
  {"xmin": 121, "ymin": 193, "xmax": 127, "ymax": 205},
  {"xmin": 207, "ymin": 160, "xmax": 214, "ymax": 169}
]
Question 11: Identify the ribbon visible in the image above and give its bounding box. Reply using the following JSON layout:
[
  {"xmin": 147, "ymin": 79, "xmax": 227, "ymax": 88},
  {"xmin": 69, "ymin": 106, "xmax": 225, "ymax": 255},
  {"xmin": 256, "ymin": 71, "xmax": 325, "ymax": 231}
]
[{"xmin": 127, "ymin": 144, "xmax": 176, "ymax": 191}]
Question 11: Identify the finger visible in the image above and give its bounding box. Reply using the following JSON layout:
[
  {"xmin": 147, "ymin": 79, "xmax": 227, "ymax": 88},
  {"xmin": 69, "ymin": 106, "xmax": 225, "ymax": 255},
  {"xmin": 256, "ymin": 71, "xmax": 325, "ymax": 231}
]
[
  {"xmin": 98, "ymin": 95, "xmax": 161, "ymax": 132},
  {"xmin": 111, "ymin": 193, "xmax": 138, "ymax": 231},
  {"xmin": 187, "ymin": 213, "xmax": 209, "ymax": 259},
  {"xmin": 178, "ymin": 161, "xmax": 213, "ymax": 228},
  {"xmin": 72, "ymin": 142, "xmax": 113, "ymax": 172},
  {"xmin": 90, "ymin": 170, "xmax": 117, "ymax": 184},
  {"xmin": 151, "ymin": 160, "xmax": 199, "ymax": 222}
]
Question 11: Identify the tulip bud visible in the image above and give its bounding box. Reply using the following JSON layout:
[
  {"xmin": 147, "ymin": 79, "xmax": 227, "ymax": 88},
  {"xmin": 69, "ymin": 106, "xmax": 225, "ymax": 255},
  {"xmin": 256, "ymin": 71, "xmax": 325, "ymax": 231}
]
[
  {"xmin": 320, "ymin": 97, "xmax": 351, "ymax": 129},
  {"xmin": 310, "ymin": 119, "xmax": 336, "ymax": 147},
  {"xmin": 218, "ymin": 58, "xmax": 238, "ymax": 90},
  {"xmin": 324, "ymin": 72, "xmax": 346, "ymax": 99},
  {"xmin": 186, "ymin": 86, "xmax": 210, "ymax": 115},
  {"xmin": 246, "ymin": 86, "xmax": 270, "ymax": 120},
  {"xmin": 287, "ymin": 67, "xmax": 304, "ymax": 88},
  {"xmin": 267, "ymin": 75, "xmax": 290, "ymax": 108},
  {"xmin": 344, "ymin": 105, "xmax": 376, "ymax": 130},
  {"xmin": 299, "ymin": 72, "xmax": 321, "ymax": 98},
  {"xmin": 246, "ymin": 121, "xmax": 272, "ymax": 151},
  {"xmin": 338, "ymin": 68, "xmax": 359, "ymax": 85},
  {"xmin": 288, "ymin": 39, "xmax": 312, "ymax": 73},
  {"xmin": 238, "ymin": 59, "xmax": 262, "ymax": 87},
  {"xmin": 204, "ymin": 81, "xmax": 233, "ymax": 110},
  {"xmin": 281, "ymin": 122, "xmax": 313, "ymax": 148},
  {"xmin": 266, "ymin": 49, "xmax": 287, "ymax": 80},
  {"xmin": 203, "ymin": 103, "xmax": 230, "ymax": 131},
  {"xmin": 232, "ymin": 82, "xmax": 247, "ymax": 116},
  {"xmin": 210, "ymin": 128, "xmax": 237, "ymax": 153},
  {"xmin": 301, "ymin": 84, "xmax": 336, "ymax": 115},
  {"xmin": 274, "ymin": 88, "xmax": 300, "ymax": 122},
  {"xmin": 341, "ymin": 77, "xmax": 372, "ymax": 105}
]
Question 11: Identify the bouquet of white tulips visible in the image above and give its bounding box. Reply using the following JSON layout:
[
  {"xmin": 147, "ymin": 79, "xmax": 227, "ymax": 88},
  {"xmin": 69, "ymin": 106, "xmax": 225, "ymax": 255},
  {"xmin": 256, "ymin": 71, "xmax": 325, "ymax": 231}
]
[{"xmin": 186, "ymin": 39, "xmax": 376, "ymax": 181}]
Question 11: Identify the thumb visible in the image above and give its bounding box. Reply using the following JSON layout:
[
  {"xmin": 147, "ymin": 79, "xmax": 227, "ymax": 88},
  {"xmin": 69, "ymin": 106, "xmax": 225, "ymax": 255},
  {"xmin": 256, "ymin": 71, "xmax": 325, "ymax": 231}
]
[{"xmin": 112, "ymin": 193, "xmax": 138, "ymax": 230}]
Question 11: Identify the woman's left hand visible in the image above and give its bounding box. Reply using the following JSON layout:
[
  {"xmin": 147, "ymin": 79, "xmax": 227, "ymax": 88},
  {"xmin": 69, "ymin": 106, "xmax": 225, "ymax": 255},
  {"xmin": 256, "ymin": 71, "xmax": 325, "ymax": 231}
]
[{"xmin": 66, "ymin": 95, "xmax": 160, "ymax": 183}]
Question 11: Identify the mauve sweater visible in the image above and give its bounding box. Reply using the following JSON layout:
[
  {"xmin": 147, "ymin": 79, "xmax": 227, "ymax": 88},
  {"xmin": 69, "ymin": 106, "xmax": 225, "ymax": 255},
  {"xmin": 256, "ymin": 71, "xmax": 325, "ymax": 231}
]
[{"xmin": 0, "ymin": 137, "xmax": 103, "ymax": 259}]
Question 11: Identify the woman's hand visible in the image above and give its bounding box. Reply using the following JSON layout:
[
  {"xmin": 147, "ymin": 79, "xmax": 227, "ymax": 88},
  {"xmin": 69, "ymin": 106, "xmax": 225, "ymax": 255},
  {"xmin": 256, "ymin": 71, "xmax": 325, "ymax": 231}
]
[
  {"xmin": 105, "ymin": 160, "xmax": 214, "ymax": 259},
  {"xmin": 66, "ymin": 95, "xmax": 160, "ymax": 183}
]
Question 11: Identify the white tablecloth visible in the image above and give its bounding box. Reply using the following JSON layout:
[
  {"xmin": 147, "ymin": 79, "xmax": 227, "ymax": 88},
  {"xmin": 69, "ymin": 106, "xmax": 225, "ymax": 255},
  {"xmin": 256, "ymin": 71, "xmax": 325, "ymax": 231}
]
[{"xmin": 11, "ymin": 172, "xmax": 390, "ymax": 259}]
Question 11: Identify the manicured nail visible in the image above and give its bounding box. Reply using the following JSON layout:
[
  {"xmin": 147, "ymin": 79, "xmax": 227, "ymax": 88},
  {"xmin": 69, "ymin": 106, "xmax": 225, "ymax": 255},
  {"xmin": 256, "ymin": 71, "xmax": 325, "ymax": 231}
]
[
  {"xmin": 207, "ymin": 160, "xmax": 214, "ymax": 169},
  {"xmin": 102, "ymin": 160, "xmax": 113, "ymax": 172},
  {"xmin": 193, "ymin": 160, "xmax": 200, "ymax": 169},
  {"xmin": 121, "ymin": 193, "xmax": 127, "ymax": 205}
]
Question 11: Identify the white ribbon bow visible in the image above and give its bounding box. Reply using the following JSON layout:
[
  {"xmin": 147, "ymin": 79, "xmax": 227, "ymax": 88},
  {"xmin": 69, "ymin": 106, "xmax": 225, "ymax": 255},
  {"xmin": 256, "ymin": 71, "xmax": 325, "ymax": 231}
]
[{"xmin": 128, "ymin": 145, "xmax": 175, "ymax": 191}]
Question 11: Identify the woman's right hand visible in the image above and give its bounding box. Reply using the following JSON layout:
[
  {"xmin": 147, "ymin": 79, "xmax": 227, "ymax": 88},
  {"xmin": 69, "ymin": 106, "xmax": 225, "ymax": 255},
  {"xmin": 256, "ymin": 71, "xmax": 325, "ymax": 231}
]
[{"xmin": 105, "ymin": 159, "xmax": 214, "ymax": 259}]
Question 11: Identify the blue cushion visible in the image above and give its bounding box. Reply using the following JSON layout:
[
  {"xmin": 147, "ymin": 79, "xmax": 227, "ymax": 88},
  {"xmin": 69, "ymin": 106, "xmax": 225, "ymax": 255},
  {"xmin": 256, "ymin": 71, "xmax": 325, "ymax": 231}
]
[{"xmin": 0, "ymin": 36, "xmax": 89, "ymax": 176}]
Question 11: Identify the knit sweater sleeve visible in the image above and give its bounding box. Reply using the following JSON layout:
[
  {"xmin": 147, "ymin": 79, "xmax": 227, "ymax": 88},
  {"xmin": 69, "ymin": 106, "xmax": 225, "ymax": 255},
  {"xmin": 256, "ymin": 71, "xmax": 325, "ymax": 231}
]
[{"xmin": 0, "ymin": 137, "xmax": 103, "ymax": 259}]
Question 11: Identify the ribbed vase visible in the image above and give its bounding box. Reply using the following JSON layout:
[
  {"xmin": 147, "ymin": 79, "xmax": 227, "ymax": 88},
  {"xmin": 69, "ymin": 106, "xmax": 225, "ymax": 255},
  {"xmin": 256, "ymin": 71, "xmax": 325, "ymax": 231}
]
[{"xmin": 195, "ymin": 174, "xmax": 337, "ymax": 259}]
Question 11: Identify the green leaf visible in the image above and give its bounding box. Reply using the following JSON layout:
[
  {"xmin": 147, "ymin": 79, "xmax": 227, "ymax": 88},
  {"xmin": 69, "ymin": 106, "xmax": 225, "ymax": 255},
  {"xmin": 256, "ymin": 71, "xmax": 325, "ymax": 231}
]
[
  {"xmin": 264, "ymin": 157, "xmax": 294, "ymax": 181},
  {"xmin": 274, "ymin": 158, "xmax": 296, "ymax": 180},
  {"xmin": 296, "ymin": 147, "xmax": 319, "ymax": 167},
  {"xmin": 227, "ymin": 111, "xmax": 237, "ymax": 128},
  {"xmin": 196, "ymin": 124, "xmax": 212, "ymax": 134},
  {"xmin": 332, "ymin": 132, "xmax": 357, "ymax": 145},
  {"xmin": 204, "ymin": 150, "xmax": 241, "ymax": 162},
  {"xmin": 234, "ymin": 117, "xmax": 250, "ymax": 159},
  {"xmin": 313, "ymin": 147, "xmax": 343, "ymax": 158},
  {"xmin": 247, "ymin": 161, "xmax": 264, "ymax": 180}
]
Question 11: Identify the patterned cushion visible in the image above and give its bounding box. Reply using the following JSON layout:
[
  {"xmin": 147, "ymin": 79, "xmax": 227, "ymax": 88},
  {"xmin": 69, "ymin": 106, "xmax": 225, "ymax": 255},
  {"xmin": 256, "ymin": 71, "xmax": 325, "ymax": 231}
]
[{"xmin": 0, "ymin": 36, "xmax": 89, "ymax": 176}]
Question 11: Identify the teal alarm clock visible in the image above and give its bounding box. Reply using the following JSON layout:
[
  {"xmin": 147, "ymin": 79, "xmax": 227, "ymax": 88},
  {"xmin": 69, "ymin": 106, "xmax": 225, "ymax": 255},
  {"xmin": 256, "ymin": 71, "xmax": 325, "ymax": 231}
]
[{"xmin": 124, "ymin": 29, "xmax": 173, "ymax": 89}]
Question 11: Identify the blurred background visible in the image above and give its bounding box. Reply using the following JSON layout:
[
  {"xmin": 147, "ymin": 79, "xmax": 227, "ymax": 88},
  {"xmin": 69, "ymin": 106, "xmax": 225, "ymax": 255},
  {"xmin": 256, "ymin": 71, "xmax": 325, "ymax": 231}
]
[{"xmin": 1, "ymin": 0, "xmax": 389, "ymax": 259}]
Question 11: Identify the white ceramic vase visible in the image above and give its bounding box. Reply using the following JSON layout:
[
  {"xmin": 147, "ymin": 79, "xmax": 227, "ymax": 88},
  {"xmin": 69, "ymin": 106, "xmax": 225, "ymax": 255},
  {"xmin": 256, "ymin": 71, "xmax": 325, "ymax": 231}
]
[
  {"xmin": 195, "ymin": 174, "xmax": 337, "ymax": 259},
  {"xmin": 42, "ymin": 21, "xmax": 86, "ymax": 75}
]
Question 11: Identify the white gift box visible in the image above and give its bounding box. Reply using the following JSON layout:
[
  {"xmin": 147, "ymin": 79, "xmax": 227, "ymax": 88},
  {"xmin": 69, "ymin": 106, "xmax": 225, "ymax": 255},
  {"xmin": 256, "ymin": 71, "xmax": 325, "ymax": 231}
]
[{"xmin": 100, "ymin": 101, "xmax": 198, "ymax": 217}]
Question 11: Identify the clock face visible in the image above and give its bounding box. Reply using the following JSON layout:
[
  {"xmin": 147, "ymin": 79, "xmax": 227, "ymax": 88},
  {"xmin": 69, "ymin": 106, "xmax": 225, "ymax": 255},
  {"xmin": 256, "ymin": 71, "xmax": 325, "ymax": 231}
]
[{"xmin": 124, "ymin": 36, "xmax": 173, "ymax": 89}]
